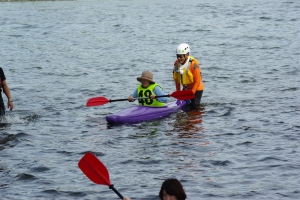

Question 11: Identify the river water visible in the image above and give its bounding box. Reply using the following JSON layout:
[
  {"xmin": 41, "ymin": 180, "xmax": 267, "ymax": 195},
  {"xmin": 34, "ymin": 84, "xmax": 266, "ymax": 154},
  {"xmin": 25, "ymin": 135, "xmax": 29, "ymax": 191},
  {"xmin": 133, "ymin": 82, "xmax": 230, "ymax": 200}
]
[{"xmin": 0, "ymin": 0, "xmax": 299, "ymax": 199}]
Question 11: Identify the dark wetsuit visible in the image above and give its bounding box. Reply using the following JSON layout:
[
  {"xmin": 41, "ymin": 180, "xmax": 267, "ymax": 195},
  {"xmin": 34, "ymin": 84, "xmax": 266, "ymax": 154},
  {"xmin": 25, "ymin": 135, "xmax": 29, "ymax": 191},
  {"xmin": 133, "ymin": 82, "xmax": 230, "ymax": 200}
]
[{"xmin": 0, "ymin": 68, "xmax": 7, "ymax": 116}]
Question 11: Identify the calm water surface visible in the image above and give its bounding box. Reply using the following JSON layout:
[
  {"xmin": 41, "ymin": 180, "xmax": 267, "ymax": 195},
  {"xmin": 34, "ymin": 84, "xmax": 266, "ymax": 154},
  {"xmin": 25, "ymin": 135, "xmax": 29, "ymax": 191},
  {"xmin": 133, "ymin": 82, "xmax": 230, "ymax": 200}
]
[{"xmin": 0, "ymin": 0, "xmax": 299, "ymax": 199}]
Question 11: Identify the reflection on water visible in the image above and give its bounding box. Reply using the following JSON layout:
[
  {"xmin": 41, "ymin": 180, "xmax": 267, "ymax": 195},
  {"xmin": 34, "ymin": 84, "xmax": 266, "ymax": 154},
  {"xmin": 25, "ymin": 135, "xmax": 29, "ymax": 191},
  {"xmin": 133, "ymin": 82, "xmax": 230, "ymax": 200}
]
[
  {"xmin": 170, "ymin": 106, "xmax": 206, "ymax": 137},
  {"xmin": 1, "ymin": 113, "xmax": 35, "ymax": 125},
  {"xmin": 166, "ymin": 106, "xmax": 211, "ymax": 161}
]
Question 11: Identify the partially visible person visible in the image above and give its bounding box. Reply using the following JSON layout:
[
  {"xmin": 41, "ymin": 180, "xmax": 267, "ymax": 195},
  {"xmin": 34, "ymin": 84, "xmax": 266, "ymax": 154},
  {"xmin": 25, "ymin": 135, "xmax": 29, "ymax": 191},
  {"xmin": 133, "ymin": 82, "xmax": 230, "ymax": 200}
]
[
  {"xmin": 0, "ymin": 67, "xmax": 13, "ymax": 116},
  {"xmin": 122, "ymin": 178, "xmax": 187, "ymax": 200},
  {"xmin": 173, "ymin": 43, "xmax": 204, "ymax": 109},
  {"xmin": 159, "ymin": 178, "xmax": 187, "ymax": 200},
  {"xmin": 128, "ymin": 71, "xmax": 168, "ymax": 106}
]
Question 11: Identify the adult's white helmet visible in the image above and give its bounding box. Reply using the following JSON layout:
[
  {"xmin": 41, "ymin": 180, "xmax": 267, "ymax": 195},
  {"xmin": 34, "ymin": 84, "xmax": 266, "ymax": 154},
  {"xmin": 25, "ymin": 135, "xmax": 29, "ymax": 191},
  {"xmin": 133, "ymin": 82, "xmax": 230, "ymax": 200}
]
[{"xmin": 176, "ymin": 43, "xmax": 190, "ymax": 55}]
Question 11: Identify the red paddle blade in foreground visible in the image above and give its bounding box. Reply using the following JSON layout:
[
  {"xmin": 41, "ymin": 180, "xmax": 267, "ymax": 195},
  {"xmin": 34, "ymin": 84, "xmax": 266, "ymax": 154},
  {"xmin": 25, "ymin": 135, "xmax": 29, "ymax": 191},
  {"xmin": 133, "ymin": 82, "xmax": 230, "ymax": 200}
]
[
  {"xmin": 78, "ymin": 152, "xmax": 124, "ymax": 199},
  {"xmin": 78, "ymin": 152, "xmax": 111, "ymax": 185}
]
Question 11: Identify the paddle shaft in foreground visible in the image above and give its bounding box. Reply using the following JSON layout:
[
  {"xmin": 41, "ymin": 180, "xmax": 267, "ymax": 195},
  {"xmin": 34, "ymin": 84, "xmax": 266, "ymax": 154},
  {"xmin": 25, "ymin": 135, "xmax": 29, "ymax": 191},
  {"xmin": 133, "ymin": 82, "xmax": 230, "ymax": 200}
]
[{"xmin": 109, "ymin": 185, "xmax": 123, "ymax": 198}]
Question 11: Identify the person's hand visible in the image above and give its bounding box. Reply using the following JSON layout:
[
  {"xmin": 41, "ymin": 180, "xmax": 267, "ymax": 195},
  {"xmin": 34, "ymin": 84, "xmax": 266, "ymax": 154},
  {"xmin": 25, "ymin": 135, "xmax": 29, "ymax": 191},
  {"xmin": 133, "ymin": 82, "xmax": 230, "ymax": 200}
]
[
  {"xmin": 150, "ymin": 94, "xmax": 156, "ymax": 100},
  {"xmin": 128, "ymin": 96, "xmax": 134, "ymax": 102},
  {"xmin": 7, "ymin": 101, "xmax": 13, "ymax": 111},
  {"xmin": 123, "ymin": 197, "xmax": 131, "ymax": 200}
]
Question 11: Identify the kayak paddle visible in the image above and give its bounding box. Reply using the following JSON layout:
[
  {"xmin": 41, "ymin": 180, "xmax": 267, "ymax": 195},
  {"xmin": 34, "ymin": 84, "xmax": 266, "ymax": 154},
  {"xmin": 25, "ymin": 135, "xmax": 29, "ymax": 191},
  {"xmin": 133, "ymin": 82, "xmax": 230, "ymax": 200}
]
[
  {"xmin": 78, "ymin": 152, "xmax": 123, "ymax": 199},
  {"xmin": 86, "ymin": 90, "xmax": 194, "ymax": 107}
]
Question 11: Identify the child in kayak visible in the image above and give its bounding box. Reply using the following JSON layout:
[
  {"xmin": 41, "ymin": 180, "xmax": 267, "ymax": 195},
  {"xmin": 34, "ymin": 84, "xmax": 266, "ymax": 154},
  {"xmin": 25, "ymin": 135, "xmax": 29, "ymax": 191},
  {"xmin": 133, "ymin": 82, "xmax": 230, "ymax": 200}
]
[
  {"xmin": 128, "ymin": 71, "xmax": 168, "ymax": 106},
  {"xmin": 123, "ymin": 178, "xmax": 187, "ymax": 200}
]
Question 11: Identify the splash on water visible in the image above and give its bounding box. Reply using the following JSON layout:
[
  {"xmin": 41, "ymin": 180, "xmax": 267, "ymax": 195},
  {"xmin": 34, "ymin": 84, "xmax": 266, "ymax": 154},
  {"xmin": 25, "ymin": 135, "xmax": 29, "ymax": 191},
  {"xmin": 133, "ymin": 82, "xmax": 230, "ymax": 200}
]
[{"xmin": 0, "ymin": 113, "xmax": 39, "ymax": 125}]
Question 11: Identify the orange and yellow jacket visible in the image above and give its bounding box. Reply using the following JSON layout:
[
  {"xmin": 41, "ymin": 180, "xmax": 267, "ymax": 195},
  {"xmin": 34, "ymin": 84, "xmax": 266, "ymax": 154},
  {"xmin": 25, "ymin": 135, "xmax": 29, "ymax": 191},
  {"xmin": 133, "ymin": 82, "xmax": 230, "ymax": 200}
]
[{"xmin": 173, "ymin": 56, "xmax": 204, "ymax": 94}]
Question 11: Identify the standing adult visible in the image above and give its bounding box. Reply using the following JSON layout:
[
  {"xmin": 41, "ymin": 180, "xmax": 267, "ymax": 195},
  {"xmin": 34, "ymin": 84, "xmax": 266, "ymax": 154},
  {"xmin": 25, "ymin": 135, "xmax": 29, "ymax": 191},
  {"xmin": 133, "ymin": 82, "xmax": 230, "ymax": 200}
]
[
  {"xmin": 0, "ymin": 67, "xmax": 14, "ymax": 116},
  {"xmin": 173, "ymin": 43, "xmax": 204, "ymax": 109}
]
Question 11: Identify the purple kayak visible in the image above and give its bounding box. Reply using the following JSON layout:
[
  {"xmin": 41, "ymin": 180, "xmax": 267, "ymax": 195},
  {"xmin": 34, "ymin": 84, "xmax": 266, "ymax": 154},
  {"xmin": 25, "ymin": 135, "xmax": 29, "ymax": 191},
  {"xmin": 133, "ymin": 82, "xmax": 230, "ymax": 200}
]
[{"xmin": 106, "ymin": 100, "xmax": 186, "ymax": 124}]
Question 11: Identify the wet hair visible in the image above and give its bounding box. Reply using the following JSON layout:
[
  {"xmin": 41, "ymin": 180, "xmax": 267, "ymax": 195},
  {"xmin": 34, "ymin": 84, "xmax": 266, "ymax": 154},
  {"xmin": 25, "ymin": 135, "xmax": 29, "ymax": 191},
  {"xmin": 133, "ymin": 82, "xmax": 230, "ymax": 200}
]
[{"xmin": 159, "ymin": 178, "xmax": 187, "ymax": 200}]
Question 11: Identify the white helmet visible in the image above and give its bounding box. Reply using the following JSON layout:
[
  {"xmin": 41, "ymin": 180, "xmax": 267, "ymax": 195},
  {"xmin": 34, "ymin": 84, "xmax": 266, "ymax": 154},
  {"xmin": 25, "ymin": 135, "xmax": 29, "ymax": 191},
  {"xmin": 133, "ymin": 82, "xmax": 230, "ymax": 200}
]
[{"xmin": 176, "ymin": 43, "xmax": 190, "ymax": 55}]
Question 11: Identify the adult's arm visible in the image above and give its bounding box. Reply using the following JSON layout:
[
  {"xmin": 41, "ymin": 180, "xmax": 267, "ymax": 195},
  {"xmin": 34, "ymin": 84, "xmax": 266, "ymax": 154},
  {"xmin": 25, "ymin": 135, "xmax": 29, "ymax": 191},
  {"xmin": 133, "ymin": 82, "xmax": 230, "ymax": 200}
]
[
  {"xmin": 175, "ymin": 81, "xmax": 181, "ymax": 91},
  {"xmin": 191, "ymin": 63, "xmax": 201, "ymax": 94},
  {"xmin": 173, "ymin": 60, "xmax": 181, "ymax": 91}
]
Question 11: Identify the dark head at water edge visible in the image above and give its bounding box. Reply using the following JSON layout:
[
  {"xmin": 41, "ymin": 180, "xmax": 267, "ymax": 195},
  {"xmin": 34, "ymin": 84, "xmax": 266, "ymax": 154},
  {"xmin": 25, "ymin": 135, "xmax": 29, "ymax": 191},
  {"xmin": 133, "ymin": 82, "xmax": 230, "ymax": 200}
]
[
  {"xmin": 173, "ymin": 43, "xmax": 204, "ymax": 110},
  {"xmin": 158, "ymin": 179, "xmax": 187, "ymax": 200},
  {"xmin": 123, "ymin": 178, "xmax": 187, "ymax": 200}
]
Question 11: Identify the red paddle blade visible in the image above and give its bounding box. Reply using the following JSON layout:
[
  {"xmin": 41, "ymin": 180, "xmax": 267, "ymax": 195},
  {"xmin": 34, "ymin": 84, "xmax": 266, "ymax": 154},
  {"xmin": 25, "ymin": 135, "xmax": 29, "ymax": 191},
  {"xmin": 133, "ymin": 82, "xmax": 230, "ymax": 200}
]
[
  {"xmin": 78, "ymin": 152, "xmax": 111, "ymax": 186},
  {"xmin": 170, "ymin": 90, "xmax": 194, "ymax": 100},
  {"xmin": 86, "ymin": 97, "xmax": 110, "ymax": 107}
]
